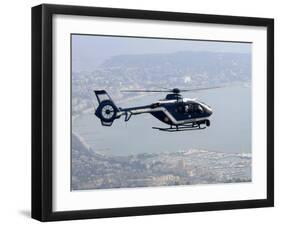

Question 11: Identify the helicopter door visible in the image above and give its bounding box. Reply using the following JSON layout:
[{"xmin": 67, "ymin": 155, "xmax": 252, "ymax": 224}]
[{"xmin": 176, "ymin": 103, "xmax": 185, "ymax": 113}]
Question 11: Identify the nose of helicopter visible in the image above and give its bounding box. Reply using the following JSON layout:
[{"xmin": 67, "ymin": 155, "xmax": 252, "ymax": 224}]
[
  {"xmin": 207, "ymin": 108, "xmax": 213, "ymax": 116},
  {"xmin": 203, "ymin": 105, "xmax": 212, "ymax": 116}
]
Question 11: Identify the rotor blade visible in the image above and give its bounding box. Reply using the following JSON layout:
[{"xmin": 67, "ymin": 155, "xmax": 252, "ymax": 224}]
[
  {"xmin": 121, "ymin": 89, "xmax": 170, "ymax": 93},
  {"xmin": 179, "ymin": 85, "xmax": 225, "ymax": 92}
]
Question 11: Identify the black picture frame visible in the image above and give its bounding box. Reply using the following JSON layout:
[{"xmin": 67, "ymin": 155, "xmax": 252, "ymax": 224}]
[{"xmin": 32, "ymin": 4, "xmax": 274, "ymax": 222}]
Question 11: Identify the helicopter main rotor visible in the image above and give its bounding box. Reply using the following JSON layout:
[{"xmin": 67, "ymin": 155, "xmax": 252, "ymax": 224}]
[{"xmin": 121, "ymin": 86, "xmax": 224, "ymax": 94}]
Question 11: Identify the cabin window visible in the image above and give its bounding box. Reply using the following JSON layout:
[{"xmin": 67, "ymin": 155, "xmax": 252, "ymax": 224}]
[{"xmin": 185, "ymin": 104, "xmax": 204, "ymax": 114}]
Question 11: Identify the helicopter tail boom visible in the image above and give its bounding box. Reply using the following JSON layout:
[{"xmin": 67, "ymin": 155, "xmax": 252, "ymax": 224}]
[{"xmin": 94, "ymin": 90, "xmax": 158, "ymax": 126}]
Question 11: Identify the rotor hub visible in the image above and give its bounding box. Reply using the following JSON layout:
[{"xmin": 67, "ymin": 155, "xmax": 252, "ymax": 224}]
[{"xmin": 172, "ymin": 88, "xmax": 180, "ymax": 94}]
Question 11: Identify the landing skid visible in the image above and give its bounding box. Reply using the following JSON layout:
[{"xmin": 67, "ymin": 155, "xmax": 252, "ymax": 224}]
[{"xmin": 152, "ymin": 124, "xmax": 206, "ymax": 132}]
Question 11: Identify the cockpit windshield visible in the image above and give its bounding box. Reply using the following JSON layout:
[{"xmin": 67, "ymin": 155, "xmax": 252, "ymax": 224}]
[{"xmin": 184, "ymin": 103, "xmax": 204, "ymax": 114}]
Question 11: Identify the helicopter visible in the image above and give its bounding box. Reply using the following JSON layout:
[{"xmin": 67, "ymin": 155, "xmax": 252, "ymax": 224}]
[{"xmin": 94, "ymin": 87, "xmax": 219, "ymax": 132}]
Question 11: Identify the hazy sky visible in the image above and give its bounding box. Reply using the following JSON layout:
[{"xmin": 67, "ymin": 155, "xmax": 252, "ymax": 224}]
[{"xmin": 72, "ymin": 34, "xmax": 251, "ymax": 72}]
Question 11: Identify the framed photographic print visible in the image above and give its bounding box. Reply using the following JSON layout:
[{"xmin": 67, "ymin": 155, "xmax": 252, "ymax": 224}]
[{"xmin": 32, "ymin": 4, "xmax": 274, "ymax": 221}]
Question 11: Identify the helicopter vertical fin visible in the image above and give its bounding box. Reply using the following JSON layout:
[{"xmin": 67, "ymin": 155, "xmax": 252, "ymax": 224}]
[{"xmin": 94, "ymin": 90, "xmax": 116, "ymax": 106}]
